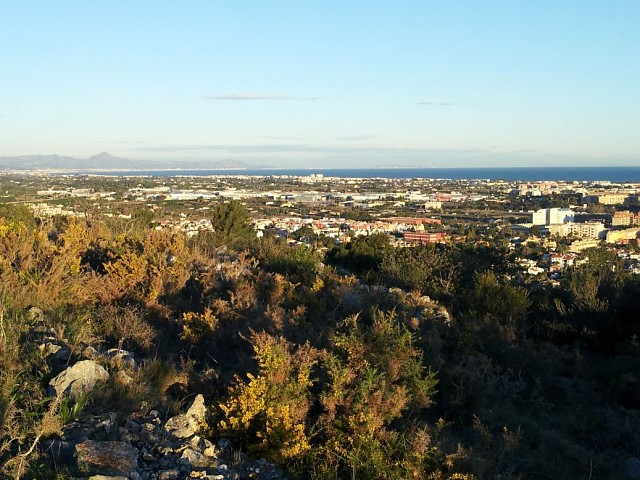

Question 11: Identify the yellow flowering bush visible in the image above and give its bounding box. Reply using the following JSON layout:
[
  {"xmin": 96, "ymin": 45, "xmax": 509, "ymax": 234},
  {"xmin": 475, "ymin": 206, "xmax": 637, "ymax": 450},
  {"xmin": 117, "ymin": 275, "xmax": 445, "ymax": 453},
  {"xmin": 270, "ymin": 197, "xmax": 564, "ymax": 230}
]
[
  {"xmin": 217, "ymin": 333, "xmax": 317, "ymax": 462},
  {"xmin": 180, "ymin": 308, "xmax": 218, "ymax": 344}
]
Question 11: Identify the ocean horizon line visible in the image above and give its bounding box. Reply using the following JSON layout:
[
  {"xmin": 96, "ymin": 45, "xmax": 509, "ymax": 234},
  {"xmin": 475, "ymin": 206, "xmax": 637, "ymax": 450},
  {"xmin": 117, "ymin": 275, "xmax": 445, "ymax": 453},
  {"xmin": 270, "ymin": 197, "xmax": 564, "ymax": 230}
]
[{"xmin": 37, "ymin": 165, "xmax": 640, "ymax": 183}]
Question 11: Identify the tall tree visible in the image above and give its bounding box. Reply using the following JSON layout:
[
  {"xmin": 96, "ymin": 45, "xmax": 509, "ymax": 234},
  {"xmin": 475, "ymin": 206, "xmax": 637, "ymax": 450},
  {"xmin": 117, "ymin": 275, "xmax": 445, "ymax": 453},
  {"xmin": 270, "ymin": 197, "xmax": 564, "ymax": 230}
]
[{"xmin": 211, "ymin": 200, "xmax": 255, "ymax": 247}]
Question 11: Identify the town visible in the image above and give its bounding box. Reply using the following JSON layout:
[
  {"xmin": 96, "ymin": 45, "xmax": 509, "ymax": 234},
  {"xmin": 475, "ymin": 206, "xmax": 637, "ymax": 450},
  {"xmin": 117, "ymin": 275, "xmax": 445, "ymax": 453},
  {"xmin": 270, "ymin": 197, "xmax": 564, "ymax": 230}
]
[{"xmin": 3, "ymin": 171, "xmax": 640, "ymax": 282}]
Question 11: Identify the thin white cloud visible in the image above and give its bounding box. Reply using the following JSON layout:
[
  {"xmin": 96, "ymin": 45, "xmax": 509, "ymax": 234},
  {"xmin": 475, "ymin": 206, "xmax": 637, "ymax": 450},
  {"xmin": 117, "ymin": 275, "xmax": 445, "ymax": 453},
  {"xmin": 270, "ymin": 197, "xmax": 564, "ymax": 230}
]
[
  {"xmin": 336, "ymin": 135, "xmax": 380, "ymax": 141},
  {"xmin": 417, "ymin": 101, "xmax": 478, "ymax": 106},
  {"xmin": 203, "ymin": 94, "xmax": 318, "ymax": 101},
  {"xmin": 258, "ymin": 136, "xmax": 303, "ymax": 141},
  {"xmin": 91, "ymin": 140, "xmax": 148, "ymax": 145},
  {"xmin": 136, "ymin": 143, "xmax": 490, "ymax": 156}
]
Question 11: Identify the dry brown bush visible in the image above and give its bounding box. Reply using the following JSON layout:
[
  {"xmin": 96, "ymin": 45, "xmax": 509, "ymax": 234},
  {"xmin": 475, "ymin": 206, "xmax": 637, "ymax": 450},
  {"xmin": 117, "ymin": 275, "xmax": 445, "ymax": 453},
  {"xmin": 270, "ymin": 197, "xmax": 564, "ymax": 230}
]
[{"xmin": 97, "ymin": 304, "xmax": 157, "ymax": 351}]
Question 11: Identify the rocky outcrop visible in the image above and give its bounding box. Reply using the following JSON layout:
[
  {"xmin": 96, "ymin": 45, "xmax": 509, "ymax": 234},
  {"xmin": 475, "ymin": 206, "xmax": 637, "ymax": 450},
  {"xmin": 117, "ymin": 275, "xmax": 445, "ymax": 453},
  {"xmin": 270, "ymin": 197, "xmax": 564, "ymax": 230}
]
[
  {"xmin": 42, "ymin": 395, "xmax": 286, "ymax": 480},
  {"xmin": 76, "ymin": 440, "xmax": 139, "ymax": 476},
  {"xmin": 49, "ymin": 360, "xmax": 110, "ymax": 400},
  {"xmin": 164, "ymin": 395, "xmax": 207, "ymax": 439},
  {"xmin": 29, "ymin": 307, "xmax": 285, "ymax": 479}
]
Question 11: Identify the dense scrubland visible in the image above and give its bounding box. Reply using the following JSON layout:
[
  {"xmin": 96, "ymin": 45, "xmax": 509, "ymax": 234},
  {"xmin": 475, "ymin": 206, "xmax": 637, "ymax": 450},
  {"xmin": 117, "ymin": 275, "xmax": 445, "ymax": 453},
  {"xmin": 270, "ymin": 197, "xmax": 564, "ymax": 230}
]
[{"xmin": 1, "ymin": 201, "xmax": 639, "ymax": 479}]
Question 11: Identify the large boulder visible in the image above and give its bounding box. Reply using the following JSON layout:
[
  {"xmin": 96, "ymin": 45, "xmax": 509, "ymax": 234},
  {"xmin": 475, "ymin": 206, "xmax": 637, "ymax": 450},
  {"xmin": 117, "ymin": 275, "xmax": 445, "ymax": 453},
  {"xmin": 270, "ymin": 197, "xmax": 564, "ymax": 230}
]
[
  {"xmin": 164, "ymin": 394, "xmax": 207, "ymax": 439},
  {"xmin": 75, "ymin": 440, "xmax": 138, "ymax": 476},
  {"xmin": 49, "ymin": 360, "xmax": 109, "ymax": 400}
]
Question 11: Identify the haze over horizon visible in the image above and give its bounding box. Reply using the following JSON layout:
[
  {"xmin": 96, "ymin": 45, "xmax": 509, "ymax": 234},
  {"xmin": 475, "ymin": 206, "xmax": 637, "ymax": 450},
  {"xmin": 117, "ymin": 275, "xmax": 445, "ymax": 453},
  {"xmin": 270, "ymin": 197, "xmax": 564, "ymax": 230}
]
[{"xmin": 1, "ymin": 1, "xmax": 639, "ymax": 168}]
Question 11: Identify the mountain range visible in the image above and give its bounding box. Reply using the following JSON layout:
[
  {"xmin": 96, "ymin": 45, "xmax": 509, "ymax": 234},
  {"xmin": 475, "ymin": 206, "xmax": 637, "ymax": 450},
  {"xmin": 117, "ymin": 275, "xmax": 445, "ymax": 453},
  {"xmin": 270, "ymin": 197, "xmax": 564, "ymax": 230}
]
[{"xmin": 0, "ymin": 152, "xmax": 256, "ymax": 171}]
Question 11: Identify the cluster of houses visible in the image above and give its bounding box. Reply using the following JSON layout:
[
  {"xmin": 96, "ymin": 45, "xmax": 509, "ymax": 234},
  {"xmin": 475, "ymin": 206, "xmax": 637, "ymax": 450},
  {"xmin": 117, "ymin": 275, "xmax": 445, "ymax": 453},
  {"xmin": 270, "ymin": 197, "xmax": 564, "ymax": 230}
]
[{"xmin": 156, "ymin": 214, "xmax": 449, "ymax": 247}]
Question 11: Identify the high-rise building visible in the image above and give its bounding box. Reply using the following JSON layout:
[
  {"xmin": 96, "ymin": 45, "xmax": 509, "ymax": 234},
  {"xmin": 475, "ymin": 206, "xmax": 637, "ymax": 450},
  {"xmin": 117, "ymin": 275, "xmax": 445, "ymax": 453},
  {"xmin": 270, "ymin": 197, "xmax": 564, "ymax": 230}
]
[{"xmin": 532, "ymin": 207, "xmax": 574, "ymax": 226}]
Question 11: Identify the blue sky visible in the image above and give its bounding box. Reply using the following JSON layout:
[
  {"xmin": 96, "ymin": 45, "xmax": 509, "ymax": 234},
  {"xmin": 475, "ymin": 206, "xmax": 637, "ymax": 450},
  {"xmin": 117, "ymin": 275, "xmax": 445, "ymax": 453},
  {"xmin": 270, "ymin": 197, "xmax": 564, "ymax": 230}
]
[{"xmin": 1, "ymin": 1, "xmax": 639, "ymax": 167}]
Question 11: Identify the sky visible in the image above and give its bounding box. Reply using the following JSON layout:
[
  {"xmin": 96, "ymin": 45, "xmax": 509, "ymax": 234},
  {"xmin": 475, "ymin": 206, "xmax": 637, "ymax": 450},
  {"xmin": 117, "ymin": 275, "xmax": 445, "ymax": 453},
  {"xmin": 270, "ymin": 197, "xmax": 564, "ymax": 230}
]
[{"xmin": 1, "ymin": 1, "xmax": 639, "ymax": 168}]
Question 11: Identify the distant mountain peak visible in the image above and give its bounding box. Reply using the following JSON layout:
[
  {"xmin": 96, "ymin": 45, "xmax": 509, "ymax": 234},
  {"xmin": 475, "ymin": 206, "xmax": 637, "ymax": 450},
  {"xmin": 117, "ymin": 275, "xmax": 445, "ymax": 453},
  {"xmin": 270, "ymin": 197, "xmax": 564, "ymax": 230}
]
[
  {"xmin": 0, "ymin": 152, "xmax": 260, "ymax": 171},
  {"xmin": 87, "ymin": 152, "xmax": 120, "ymax": 161}
]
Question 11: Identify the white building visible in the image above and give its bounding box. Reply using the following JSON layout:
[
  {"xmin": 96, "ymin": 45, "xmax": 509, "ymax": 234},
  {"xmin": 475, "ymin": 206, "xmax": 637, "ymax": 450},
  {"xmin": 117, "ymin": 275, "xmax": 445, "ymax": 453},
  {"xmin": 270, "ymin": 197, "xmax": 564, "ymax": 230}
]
[
  {"xmin": 532, "ymin": 207, "xmax": 574, "ymax": 226},
  {"xmin": 548, "ymin": 222, "xmax": 606, "ymax": 239}
]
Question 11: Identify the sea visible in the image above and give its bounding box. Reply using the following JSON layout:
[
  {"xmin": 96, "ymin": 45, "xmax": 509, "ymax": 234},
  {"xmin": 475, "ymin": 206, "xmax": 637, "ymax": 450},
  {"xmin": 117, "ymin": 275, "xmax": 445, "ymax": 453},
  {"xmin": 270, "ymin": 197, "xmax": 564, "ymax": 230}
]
[{"xmin": 83, "ymin": 166, "xmax": 640, "ymax": 183}]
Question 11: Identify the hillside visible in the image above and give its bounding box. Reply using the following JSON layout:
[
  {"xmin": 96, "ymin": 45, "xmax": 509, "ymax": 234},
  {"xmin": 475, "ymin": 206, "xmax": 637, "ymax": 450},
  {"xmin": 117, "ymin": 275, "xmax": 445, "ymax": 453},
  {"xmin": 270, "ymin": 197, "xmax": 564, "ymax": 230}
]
[{"xmin": 0, "ymin": 203, "xmax": 639, "ymax": 479}]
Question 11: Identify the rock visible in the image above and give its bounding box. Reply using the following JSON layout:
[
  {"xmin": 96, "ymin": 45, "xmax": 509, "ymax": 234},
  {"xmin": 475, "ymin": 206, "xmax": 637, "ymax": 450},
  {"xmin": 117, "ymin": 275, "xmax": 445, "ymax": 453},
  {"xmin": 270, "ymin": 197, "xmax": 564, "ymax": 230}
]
[
  {"xmin": 140, "ymin": 422, "xmax": 161, "ymax": 444},
  {"xmin": 181, "ymin": 447, "xmax": 209, "ymax": 468},
  {"xmin": 47, "ymin": 388, "xmax": 287, "ymax": 480},
  {"xmin": 119, "ymin": 427, "xmax": 140, "ymax": 443},
  {"xmin": 125, "ymin": 418, "xmax": 142, "ymax": 432},
  {"xmin": 39, "ymin": 341, "xmax": 70, "ymax": 363},
  {"xmin": 203, "ymin": 445, "xmax": 217, "ymax": 457},
  {"xmin": 627, "ymin": 457, "xmax": 640, "ymax": 479},
  {"xmin": 158, "ymin": 444, "xmax": 176, "ymax": 456},
  {"xmin": 107, "ymin": 348, "xmax": 137, "ymax": 368},
  {"xmin": 43, "ymin": 438, "xmax": 75, "ymax": 464},
  {"xmin": 189, "ymin": 435, "xmax": 203, "ymax": 447},
  {"xmin": 49, "ymin": 360, "xmax": 109, "ymax": 400},
  {"xmin": 142, "ymin": 451, "xmax": 157, "ymax": 462},
  {"xmin": 82, "ymin": 345, "xmax": 101, "ymax": 360},
  {"xmin": 60, "ymin": 414, "xmax": 119, "ymax": 442},
  {"xmin": 165, "ymin": 394, "xmax": 207, "ymax": 439},
  {"xmin": 75, "ymin": 440, "xmax": 138, "ymax": 476},
  {"xmin": 88, "ymin": 476, "xmax": 128, "ymax": 480},
  {"xmin": 157, "ymin": 469, "xmax": 181, "ymax": 480},
  {"xmin": 95, "ymin": 412, "xmax": 118, "ymax": 435},
  {"xmin": 185, "ymin": 394, "xmax": 207, "ymax": 420}
]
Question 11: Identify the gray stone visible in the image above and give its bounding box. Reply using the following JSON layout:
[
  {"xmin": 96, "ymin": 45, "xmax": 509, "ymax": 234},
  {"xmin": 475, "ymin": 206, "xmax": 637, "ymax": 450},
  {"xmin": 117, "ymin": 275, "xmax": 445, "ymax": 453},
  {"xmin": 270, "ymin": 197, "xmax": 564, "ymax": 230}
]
[
  {"xmin": 82, "ymin": 345, "xmax": 101, "ymax": 360},
  {"xmin": 203, "ymin": 445, "xmax": 217, "ymax": 457},
  {"xmin": 189, "ymin": 434, "xmax": 203, "ymax": 449},
  {"xmin": 49, "ymin": 360, "xmax": 109, "ymax": 400},
  {"xmin": 140, "ymin": 422, "xmax": 161, "ymax": 444},
  {"xmin": 125, "ymin": 418, "xmax": 142, "ymax": 432},
  {"xmin": 165, "ymin": 394, "xmax": 207, "ymax": 439},
  {"xmin": 107, "ymin": 348, "xmax": 137, "ymax": 368},
  {"xmin": 43, "ymin": 438, "xmax": 75, "ymax": 464},
  {"xmin": 158, "ymin": 444, "xmax": 176, "ymax": 456},
  {"xmin": 181, "ymin": 447, "xmax": 209, "ymax": 468},
  {"xmin": 158, "ymin": 469, "xmax": 180, "ymax": 480},
  {"xmin": 96, "ymin": 412, "xmax": 118, "ymax": 434},
  {"xmin": 39, "ymin": 341, "xmax": 70, "ymax": 363},
  {"xmin": 142, "ymin": 451, "xmax": 157, "ymax": 462},
  {"xmin": 88, "ymin": 476, "xmax": 128, "ymax": 480},
  {"xmin": 119, "ymin": 427, "xmax": 140, "ymax": 443},
  {"xmin": 627, "ymin": 457, "xmax": 640, "ymax": 479},
  {"xmin": 75, "ymin": 440, "xmax": 138, "ymax": 475},
  {"xmin": 148, "ymin": 409, "xmax": 161, "ymax": 419}
]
